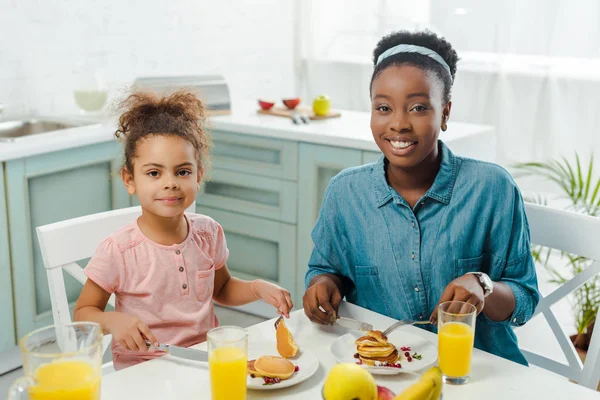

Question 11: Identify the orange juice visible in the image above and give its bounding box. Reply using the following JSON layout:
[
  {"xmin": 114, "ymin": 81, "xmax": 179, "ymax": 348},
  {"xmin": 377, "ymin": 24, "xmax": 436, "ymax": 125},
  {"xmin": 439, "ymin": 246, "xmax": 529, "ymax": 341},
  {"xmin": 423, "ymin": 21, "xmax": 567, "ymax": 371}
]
[
  {"xmin": 209, "ymin": 346, "xmax": 247, "ymax": 400},
  {"xmin": 28, "ymin": 360, "xmax": 100, "ymax": 400},
  {"xmin": 438, "ymin": 321, "xmax": 475, "ymax": 377}
]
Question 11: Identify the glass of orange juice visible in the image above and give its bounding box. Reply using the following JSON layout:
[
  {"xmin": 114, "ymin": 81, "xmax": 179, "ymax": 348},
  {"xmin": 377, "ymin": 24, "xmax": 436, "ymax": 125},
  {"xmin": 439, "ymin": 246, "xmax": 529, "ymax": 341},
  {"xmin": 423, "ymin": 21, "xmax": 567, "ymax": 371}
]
[
  {"xmin": 437, "ymin": 301, "xmax": 477, "ymax": 385},
  {"xmin": 8, "ymin": 322, "xmax": 102, "ymax": 400},
  {"xmin": 208, "ymin": 326, "xmax": 248, "ymax": 400}
]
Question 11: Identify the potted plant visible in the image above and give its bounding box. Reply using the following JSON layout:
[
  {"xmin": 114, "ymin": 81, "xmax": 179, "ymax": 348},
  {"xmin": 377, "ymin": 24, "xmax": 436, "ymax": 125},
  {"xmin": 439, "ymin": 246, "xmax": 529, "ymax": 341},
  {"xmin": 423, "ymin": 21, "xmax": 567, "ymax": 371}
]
[{"xmin": 513, "ymin": 154, "xmax": 600, "ymax": 358}]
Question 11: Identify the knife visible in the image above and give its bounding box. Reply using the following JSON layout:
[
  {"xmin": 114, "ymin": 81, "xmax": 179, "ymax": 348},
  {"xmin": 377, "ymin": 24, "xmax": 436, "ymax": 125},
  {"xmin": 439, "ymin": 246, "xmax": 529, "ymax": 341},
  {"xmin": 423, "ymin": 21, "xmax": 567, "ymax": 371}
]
[
  {"xmin": 145, "ymin": 339, "xmax": 208, "ymax": 362},
  {"xmin": 335, "ymin": 316, "xmax": 373, "ymax": 332}
]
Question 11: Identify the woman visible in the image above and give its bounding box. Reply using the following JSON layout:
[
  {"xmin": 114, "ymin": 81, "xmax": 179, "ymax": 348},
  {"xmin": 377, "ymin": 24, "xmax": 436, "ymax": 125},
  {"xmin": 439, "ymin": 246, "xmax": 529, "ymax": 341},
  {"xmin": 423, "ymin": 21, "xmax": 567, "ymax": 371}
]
[{"xmin": 302, "ymin": 30, "xmax": 539, "ymax": 365}]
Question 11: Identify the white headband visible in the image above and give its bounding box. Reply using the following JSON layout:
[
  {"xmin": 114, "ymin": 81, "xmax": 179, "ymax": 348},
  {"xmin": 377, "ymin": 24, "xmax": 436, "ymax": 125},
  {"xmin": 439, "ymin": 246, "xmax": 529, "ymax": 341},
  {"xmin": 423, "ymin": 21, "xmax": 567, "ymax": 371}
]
[{"xmin": 376, "ymin": 44, "xmax": 452, "ymax": 76}]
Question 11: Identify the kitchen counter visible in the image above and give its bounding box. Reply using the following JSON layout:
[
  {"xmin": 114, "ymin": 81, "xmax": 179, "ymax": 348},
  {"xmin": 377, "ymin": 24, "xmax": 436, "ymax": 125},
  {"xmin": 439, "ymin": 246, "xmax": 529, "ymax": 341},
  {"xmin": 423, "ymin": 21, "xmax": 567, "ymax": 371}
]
[{"xmin": 0, "ymin": 107, "xmax": 496, "ymax": 162}]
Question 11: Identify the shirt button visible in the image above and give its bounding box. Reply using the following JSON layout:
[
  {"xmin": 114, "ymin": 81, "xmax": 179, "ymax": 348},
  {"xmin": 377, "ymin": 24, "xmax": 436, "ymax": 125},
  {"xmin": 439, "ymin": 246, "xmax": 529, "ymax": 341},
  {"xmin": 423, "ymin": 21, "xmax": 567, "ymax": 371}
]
[
  {"xmin": 412, "ymin": 222, "xmax": 415, "ymax": 228},
  {"xmin": 175, "ymin": 250, "xmax": 181, "ymax": 255},
  {"xmin": 419, "ymin": 315, "xmax": 424, "ymax": 320},
  {"xmin": 414, "ymin": 286, "xmax": 419, "ymax": 292},
  {"xmin": 179, "ymin": 267, "xmax": 184, "ymax": 272},
  {"xmin": 411, "ymin": 253, "xmax": 415, "ymax": 260},
  {"xmin": 513, "ymin": 318, "xmax": 517, "ymax": 323},
  {"xmin": 182, "ymin": 284, "xmax": 188, "ymax": 289}
]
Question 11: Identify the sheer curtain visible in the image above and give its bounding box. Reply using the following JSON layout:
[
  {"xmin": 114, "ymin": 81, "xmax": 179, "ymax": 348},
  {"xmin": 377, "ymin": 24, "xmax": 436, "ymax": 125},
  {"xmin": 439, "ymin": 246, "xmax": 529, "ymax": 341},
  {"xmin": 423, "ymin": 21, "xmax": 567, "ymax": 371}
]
[{"xmin": 300, "ymin": 0, "xmax": 600, "ymax": 171}]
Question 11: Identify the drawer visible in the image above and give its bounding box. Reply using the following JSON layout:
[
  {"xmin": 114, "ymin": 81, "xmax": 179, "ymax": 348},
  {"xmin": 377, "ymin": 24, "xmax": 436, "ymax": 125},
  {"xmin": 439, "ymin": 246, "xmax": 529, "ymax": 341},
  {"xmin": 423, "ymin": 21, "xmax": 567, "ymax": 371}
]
[
  {"xmin": 199, "ymin": 169, "xmax": 297, "ymax": 224},
  {"xmin": 211, "ymin": 131, "xmax": 298, "ymax": 181},
  {"xmin": 197, "ymin": 206, "xmax": 296, "ymax": 298}
]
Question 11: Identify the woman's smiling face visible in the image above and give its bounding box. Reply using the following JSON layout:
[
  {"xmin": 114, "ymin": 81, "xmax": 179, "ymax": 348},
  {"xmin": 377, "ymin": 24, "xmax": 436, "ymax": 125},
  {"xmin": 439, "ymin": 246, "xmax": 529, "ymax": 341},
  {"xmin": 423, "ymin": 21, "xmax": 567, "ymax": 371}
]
[{"xmin": 370, "ymin": 64, "xmax": 451, "ymax": 169}]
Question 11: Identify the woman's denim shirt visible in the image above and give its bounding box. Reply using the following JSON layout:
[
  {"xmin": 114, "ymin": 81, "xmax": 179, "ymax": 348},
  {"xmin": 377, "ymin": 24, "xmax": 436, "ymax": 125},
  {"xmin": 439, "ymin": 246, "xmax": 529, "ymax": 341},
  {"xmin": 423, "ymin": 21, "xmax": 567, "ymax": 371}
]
[{"xmin": 305, "ymin": 140, "xmax": 540, "ymax": 365}]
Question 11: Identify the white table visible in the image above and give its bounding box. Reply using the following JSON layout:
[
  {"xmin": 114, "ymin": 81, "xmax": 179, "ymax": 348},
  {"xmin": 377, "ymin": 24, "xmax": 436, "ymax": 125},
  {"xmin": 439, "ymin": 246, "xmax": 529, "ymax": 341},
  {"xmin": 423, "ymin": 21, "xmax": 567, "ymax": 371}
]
[{"xmin": 101, "ymin": 302, "xmax": 600, "ymax": 399}]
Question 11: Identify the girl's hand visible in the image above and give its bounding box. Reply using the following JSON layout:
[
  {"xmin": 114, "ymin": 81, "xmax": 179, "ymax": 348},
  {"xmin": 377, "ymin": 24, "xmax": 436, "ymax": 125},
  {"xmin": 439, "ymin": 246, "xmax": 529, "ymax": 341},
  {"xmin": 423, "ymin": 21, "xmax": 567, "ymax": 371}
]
[
  {"xmin": 252, "ymin": 280, "xmax": 293, "ymax": 318},
  {"xmin": 429, "ymin": 274, "xmax": 485, "ymax": 324},
  {"xmin": 106, "ymin": 312, "xmax": 158, "ymax": 352}
]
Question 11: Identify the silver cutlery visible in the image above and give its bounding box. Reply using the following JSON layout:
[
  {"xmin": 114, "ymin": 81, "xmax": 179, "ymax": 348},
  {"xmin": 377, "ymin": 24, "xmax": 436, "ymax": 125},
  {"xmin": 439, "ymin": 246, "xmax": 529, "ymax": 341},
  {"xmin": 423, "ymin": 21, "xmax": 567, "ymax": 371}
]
[
  {"xmin": 382, "ymin": 319, "xmax": 430, "ymax": 337},
  {"xmin": 291, "ymin": 110, "xmax": 309, "ymax": 124},
  {"xmin": 335, "ymin": 316, "xmax": 373, "ymax": 332},
  {"xmin": 144, "ymin": 339, "xmax": 208, "ymax": 362}
]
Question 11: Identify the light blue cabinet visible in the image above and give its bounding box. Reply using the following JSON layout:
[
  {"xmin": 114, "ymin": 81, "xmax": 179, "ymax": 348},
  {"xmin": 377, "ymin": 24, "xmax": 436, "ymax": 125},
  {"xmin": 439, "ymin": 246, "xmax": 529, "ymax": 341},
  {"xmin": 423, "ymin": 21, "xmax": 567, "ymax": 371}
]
[
  {"xmin": 5, "ymin": 141, "xmax": 130, "ymax": 338},
  {"xmin": 197, "ymin": 206, "xmax": 296, "ymax": 295},
  {"xmin": 199, "ymin": 169, "xmax": 298, "ymax": 224},
  {"xmin": 362, "ymin": 150, "xmax": 382, "ymax": 165},
  {"xmin": 0, "ymin": 163, "xmax": 16, "ymax": 353},
  {"xmin": 211, "ymin": 130, "xmax": 298, "ymax": 181},
  {"xmin": 295, "ymin": 144, "xmax": 362, "ymax": 304}
]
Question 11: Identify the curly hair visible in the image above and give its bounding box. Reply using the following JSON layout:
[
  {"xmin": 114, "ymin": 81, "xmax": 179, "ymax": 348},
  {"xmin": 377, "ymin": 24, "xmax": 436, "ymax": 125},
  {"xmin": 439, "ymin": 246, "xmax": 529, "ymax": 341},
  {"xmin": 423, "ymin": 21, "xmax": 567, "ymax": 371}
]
[
  {"xmin": 115, "ymin": 89, "xmax": 211, "ymax": 174},
  {"xmin": 371, "ymin": 29, "xmax": 459, "ymax": 103}
]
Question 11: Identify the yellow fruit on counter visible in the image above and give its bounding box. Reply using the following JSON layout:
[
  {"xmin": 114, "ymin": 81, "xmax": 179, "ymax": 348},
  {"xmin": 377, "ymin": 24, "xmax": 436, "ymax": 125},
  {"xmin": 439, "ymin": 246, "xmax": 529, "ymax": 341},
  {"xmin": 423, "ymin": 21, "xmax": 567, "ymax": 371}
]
[
  {"xmin": 322, "ymin": 363, "xmax": 378, "ymax": 400},
  {"xmin": 393, "ymin": 366, "xmax": 443, "ymax": 400},
  {"xmin": 312, "ymin": 94, "xmax": 331, "ymax": 116}
]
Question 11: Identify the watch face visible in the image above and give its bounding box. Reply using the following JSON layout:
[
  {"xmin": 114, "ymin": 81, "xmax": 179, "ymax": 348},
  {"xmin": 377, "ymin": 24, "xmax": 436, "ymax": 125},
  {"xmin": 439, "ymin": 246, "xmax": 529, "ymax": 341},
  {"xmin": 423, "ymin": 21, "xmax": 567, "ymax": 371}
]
[{"xmin": 481, "ymin": 274, "xmax": 493, "ymax": 293}]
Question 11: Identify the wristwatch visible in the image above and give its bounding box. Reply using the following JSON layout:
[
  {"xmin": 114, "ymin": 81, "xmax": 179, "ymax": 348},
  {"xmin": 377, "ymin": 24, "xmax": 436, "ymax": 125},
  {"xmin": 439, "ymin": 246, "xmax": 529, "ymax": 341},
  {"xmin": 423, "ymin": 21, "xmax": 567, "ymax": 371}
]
[{"xmin": 467, "ymin": 272, "xmax": 494, "ymax": 297}]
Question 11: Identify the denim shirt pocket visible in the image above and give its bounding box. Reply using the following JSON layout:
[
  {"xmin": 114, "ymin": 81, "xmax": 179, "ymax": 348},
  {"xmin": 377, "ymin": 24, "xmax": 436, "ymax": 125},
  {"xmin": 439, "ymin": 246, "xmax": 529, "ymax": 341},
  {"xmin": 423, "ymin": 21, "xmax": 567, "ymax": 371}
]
[
  {"xmin": 196, "ymin": 264, "xmax": 215, "ymax": 302},
  {"xmin": 354, "ymin": 265, "xmax": 391, "ymax": 315}
]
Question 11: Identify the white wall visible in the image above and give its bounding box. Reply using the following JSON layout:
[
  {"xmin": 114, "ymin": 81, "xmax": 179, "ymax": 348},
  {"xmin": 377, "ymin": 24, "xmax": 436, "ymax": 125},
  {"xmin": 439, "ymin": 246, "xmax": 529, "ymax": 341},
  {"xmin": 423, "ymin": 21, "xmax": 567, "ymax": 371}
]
[{"xmin": 0, "ymin": 0, "xmax": 297, "ymax": 116}]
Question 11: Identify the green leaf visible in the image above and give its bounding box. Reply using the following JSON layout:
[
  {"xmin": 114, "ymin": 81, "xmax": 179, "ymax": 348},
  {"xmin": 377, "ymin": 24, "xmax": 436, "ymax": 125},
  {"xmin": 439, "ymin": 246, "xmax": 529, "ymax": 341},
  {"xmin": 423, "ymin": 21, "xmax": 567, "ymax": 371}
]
[
  {"xmin": 576, "ymin": 154, "xmax": 584, "ymax": 204},
  {"xmin": 584, "ymin": 155, "xmax": 594, "ymax": 205},
  {"xmin": 562, "ymin": 156, "xmax": 578, "ymax": 202},
  {"xmin": 589, "ymin": 179, "xmax": 600, "ymax": 213}
]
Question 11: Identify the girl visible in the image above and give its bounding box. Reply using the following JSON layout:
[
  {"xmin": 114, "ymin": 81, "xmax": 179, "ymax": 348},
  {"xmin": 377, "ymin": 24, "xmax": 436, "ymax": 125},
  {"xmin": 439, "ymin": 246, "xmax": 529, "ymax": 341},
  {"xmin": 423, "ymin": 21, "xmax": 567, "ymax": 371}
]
[
  {"xmin": 302, "ymin": 30, "xmax": 539, "ymax": 365},
  {"xmin": 74, "ymin": 90, "xmax": 293, "ymax": 370}
]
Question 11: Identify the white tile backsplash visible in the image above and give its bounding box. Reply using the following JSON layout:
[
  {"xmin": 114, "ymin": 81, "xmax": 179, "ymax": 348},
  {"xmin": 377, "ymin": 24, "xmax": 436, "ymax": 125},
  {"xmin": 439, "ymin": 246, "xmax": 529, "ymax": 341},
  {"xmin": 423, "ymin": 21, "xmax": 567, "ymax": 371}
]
[{"xmin": 0, "ymin": 0, "xmax": 297, "ymax": 116}]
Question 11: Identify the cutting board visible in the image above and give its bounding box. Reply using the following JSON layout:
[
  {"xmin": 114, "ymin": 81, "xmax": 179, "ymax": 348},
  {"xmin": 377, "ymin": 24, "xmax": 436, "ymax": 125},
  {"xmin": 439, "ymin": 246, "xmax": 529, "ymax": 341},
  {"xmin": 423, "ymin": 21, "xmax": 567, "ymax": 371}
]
[{"xmin": 257, "ymin": 107, "xmax": 341, "ymax": 120}]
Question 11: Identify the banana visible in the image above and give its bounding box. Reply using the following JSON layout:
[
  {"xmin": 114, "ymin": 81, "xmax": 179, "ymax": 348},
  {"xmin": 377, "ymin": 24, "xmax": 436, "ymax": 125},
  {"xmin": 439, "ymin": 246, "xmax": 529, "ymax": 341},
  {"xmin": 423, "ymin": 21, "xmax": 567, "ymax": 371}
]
[
  {"xmin": 393, "ymin": 366, "xmax": 443, "ymax": 400},
  {"xmin": 421, "ymin": 366, "xmax": 443, "ymax": 400}
]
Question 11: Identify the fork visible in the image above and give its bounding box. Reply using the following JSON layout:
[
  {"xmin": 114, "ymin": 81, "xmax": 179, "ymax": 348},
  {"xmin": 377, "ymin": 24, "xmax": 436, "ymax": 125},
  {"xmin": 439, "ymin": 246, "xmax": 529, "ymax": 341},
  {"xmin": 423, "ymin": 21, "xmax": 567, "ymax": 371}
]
[
  {"xmin": 274, "ymin": 315, "xmax": 284, "ymax": 329},
  {"xmin": 382, "ymin": 319, "xmax": 430, "ymax": 337}
]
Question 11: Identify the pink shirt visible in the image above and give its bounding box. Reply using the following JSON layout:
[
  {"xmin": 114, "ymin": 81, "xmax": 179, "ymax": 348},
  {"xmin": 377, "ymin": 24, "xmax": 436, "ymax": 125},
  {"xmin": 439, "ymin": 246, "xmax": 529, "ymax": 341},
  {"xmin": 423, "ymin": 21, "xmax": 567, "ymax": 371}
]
[{"xmin": 84, "ymin": 213, "xmax": 228, "ymax": 370}]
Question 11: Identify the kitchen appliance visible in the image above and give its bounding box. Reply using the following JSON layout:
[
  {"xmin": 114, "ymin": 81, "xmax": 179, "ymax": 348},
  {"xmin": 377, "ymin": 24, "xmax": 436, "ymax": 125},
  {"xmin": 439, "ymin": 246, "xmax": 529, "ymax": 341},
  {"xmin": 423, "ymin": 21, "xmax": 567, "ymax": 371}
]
[{"xmin": 133, "ymin": 75, "xmax": 231, "ymax": 115}]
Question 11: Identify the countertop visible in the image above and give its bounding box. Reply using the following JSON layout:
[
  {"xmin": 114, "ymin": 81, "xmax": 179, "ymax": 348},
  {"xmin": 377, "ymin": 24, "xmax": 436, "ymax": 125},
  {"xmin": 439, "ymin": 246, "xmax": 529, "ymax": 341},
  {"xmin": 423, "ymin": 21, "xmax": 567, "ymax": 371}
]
[{"xmin": 0, "ymin": 107, "xmax": 495, "ymax": 162}]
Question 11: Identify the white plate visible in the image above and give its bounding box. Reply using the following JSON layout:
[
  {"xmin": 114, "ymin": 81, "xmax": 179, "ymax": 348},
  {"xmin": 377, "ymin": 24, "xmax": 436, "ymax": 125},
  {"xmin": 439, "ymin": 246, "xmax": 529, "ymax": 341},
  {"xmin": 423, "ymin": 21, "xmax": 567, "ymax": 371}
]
[
  {"xmin": 247, "ymin": 341, "xmax": 319, "ymax": 390},
  {"xmin": 330, "ymin": 330, "xmax": 437, "ymax": 375}
]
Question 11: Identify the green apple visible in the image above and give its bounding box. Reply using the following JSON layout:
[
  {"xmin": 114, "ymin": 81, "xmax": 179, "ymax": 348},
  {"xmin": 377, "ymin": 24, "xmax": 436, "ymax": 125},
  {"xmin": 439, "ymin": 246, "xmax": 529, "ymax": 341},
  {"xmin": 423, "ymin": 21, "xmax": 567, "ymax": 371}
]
[{"xmin": 312, "ymin": 95, "xmax": 331, "ymax": 116}]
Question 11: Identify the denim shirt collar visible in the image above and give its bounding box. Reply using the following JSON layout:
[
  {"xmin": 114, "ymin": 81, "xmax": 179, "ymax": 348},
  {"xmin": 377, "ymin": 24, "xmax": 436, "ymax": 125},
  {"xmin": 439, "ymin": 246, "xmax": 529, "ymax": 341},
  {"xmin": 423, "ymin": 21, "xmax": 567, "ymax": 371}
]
[{"xmin": 371, "ymin": 140, "xmax": 457, "ymax": 207}]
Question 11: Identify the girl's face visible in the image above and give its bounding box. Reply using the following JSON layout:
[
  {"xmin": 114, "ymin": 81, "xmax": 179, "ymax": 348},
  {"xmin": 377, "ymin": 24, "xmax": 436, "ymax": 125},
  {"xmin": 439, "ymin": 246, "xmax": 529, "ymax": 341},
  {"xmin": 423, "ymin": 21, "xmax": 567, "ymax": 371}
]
[
  {"xmin": 122, "ymin": 135, "xmax": 201, "ymax": 218},
  {"xmin": 370, "ymin": 65, "xmax": 451, "ymax": 170}
]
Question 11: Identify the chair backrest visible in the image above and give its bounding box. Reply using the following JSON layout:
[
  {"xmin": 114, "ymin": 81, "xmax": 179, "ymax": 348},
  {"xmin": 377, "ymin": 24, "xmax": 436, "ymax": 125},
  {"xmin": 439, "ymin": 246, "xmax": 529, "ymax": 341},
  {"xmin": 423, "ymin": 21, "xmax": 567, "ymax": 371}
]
[
  {"xmin": 36, "ymin": 203, "xmax": 195, "ymax": 358},
  {"xmin": 520, "ymin": 202, "xmax": 600, "ymax": 389}
]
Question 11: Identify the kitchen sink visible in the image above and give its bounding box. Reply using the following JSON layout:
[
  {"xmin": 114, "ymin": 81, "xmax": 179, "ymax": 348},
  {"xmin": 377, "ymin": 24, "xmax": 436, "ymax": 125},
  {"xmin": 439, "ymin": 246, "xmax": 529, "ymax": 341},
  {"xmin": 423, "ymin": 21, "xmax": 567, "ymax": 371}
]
[{"xmin": 0, "ymin": 118, "xmax": 81, "ymax": 142}]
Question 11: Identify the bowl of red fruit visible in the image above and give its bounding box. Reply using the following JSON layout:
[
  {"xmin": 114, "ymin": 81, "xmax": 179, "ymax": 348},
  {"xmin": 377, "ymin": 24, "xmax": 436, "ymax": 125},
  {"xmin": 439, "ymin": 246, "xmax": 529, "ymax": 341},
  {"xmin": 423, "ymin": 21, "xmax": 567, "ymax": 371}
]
[
  {"xmin": 258, "ymin": 99, "xmax": 276, "ymax": 110},
  {"xmin": 282, "ymin": 97, "xmax": 301, "ymax": 110}
]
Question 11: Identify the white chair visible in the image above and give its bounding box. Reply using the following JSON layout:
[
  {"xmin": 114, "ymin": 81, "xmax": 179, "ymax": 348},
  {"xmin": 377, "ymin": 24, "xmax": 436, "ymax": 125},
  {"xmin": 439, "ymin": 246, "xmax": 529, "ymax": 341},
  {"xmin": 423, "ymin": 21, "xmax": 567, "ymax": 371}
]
[
  {"xmin": 518, "ymin": 202, "xmax": 600, "ymax": 389},
  {"xmin": 36, "ymin": 203, "xmax": 195, "ymax": 375}
]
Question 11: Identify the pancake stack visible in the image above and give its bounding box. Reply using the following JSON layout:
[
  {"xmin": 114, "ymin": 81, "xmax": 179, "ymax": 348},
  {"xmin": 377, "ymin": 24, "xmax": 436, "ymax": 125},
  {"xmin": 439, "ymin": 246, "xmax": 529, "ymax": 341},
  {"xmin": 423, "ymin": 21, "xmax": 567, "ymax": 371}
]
[{"xmin": 355, "ymin": 330, "xmax": 399, "ymax": 366}]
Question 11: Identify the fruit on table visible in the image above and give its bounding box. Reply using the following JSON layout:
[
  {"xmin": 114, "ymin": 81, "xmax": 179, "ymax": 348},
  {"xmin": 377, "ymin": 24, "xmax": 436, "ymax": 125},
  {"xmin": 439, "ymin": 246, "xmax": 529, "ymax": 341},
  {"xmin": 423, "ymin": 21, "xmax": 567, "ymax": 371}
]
[
  {"xmin": 393, "ymin": 366, "xmax": 443, "ymax": 400},
  {"xmin": 258, "ymin": 99, "xmax": 275, "ymax": 110},
  {"xmin": 377, "ymin": 385, "xmax": 396, "ymax": 400},
  {"xmin": 322, "ymin": 363, "xmax": 378, "ymax": 400},
  {"xmin": 282, "ymin": 97, "xmax": 301, "ymax": 109},
  {"xmin": 312, "ymin": 94, "xmax": 331, "ymax": 116},
  {"xmin": 276, "ymin": 318, "xmax": 298, "ymax": 358}
]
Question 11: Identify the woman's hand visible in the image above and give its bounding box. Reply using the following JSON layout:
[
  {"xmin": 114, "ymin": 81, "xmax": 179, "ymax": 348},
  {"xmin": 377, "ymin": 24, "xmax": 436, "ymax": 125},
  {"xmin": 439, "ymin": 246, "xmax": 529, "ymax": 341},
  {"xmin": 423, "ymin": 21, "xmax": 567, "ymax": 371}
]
[
  {"xmin": 252, "ymin": 280, "xmax": 294, "ymax": 318},
  {"xmin": 106, "ymin": 312, "xmax": 158, "ymax": 352},
  {"xmin": 302, "ymin": 275, "xmax": 342, "ymax": 325},
  {"xmin": 429, "ymin": 274, "xmax": 485, "ymax": 324}
]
